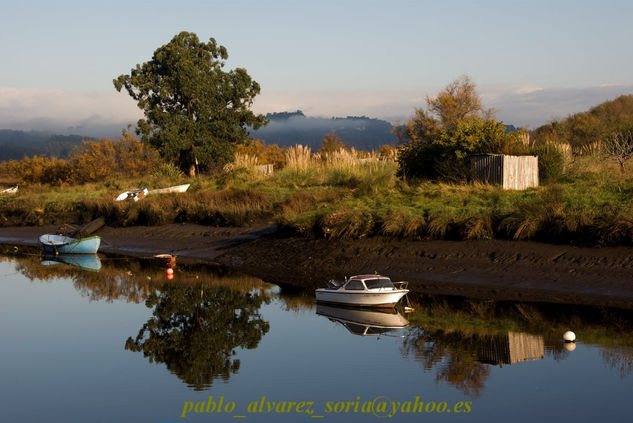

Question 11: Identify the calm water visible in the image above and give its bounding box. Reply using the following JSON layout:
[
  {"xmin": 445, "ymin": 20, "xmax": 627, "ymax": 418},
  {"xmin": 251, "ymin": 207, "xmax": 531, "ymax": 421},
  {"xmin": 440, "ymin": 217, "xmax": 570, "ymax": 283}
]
[{"xmin": 1, "ymin": 254, "xmax": 633, "ymax": 423}]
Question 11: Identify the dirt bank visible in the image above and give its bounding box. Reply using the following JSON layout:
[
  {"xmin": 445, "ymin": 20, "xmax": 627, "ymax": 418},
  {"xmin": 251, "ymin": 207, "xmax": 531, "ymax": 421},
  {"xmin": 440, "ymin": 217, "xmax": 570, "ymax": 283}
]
[{"xmin": 1, "ymin": 224, "xmax": 632, "ymax": 308}]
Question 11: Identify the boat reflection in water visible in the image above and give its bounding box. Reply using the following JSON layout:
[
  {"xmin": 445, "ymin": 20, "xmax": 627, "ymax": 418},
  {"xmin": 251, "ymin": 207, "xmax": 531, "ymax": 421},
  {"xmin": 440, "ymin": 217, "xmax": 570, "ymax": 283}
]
[
  {"xmin": 316, "ymin": 303, "xmax": 409, "ymax": 337},
  {"xmin": 41, "ymin": 254, "xmax": 102, "ymax": 272}
]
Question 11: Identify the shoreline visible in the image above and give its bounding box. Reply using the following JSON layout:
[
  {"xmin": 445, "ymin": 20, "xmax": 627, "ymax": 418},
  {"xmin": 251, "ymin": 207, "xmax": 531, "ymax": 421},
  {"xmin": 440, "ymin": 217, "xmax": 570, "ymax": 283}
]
[{"xmin": 1, "ymin": 224, "xmax": 633, "ymax": 309}]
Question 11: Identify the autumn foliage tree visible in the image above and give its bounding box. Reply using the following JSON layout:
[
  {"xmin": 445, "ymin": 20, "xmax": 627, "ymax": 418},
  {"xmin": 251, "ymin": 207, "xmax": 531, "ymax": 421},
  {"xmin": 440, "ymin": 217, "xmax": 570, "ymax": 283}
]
[
  {"xmin": 234, "ymin": 139, "xmax": 286, "ymax": 170},
  {"xmin": 396, "ymin": 76, "xmax": 515, "ymax": 180},
  {"xmin": 318, "ymin": 133, "xmax": 349, "ymax": 154},
  {"xmin": 0, "ymin": 135, "xmax": 161, "ymax": 185},
  {"xmin": 394, "ymin": 76, "xmax": 489, "ymax": 143},
  {"xmin": 70, "ymin": 135, "xmax": 161, "ymax": 182}
]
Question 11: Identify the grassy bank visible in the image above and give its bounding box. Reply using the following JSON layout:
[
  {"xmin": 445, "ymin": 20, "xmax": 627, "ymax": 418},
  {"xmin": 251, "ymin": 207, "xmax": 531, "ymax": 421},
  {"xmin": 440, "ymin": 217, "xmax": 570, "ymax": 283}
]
[{"xmin": 1, "ymin": 148, "xmax": 633, "ymax": 246}]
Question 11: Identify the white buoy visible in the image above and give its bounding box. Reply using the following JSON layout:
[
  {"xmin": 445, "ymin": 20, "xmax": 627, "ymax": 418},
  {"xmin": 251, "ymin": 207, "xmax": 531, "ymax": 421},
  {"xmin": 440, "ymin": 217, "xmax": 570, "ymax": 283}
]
[{"xmin": 563, "ymin": 330, "xmax": 576, "ymax": 342}]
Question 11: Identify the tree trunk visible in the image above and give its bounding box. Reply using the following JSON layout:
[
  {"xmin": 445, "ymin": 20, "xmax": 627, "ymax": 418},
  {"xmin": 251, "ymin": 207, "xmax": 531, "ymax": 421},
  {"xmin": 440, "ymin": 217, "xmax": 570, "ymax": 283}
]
[{"xmin": 188, "ymin": 164, "xmax": 196, "ymax": 177}]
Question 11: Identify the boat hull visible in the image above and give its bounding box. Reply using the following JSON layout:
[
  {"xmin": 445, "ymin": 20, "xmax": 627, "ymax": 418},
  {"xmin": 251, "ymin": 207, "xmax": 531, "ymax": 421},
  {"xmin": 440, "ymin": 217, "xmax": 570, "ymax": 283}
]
[
  {"xmin": 148, "ymin": 184, "xmax": 190, "ymax": 195},
  {"xmin": 39, "ymin": 234, "xmax": 101, "ymax": 254},
  {"xmin": 115, "ymin": 188, "xmax": 148, "ymax": 202},
  {"xmin": 315, "ymin": 288, "xmax": 409, "ymax": 308}
]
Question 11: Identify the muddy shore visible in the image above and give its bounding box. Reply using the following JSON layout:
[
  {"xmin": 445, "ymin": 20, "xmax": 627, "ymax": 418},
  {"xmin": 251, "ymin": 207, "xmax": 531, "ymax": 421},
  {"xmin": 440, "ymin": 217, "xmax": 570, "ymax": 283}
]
[{"xmin": 1, "ymin": 224, "xmax": 632, "ymax": 309}]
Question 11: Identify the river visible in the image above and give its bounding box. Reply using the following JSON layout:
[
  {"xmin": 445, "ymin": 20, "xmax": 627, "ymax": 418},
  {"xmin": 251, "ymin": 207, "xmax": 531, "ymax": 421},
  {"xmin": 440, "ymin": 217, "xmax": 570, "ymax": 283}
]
[{"xmin": 1, "ymin": 253, "xmax": 632, "ymax": 422}]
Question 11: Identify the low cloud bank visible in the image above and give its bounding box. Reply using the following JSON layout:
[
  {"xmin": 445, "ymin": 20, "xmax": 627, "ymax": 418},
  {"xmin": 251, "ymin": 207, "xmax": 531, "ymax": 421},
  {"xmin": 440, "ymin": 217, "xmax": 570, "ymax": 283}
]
[{"xmin": 2, "ymin": 84, "xmax": 632, "ymax": 137}]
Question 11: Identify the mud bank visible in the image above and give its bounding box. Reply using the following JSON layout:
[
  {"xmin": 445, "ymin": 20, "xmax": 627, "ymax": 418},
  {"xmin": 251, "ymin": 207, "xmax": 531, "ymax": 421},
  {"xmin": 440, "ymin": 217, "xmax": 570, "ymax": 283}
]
[{"xmin": 1, "ymin": 224, "xmax": 632, "ymax": 308}]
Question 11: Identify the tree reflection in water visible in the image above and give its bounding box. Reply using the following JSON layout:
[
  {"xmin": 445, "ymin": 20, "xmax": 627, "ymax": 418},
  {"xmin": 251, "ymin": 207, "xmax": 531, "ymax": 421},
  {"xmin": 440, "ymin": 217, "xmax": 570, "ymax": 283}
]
[
  {"xmin": 126, "ymin": 284, "xmax": 270, "ymax": 390},
  {"xmin": 402, "ymin": 329, "xmax": 490, "ymax": 397}
]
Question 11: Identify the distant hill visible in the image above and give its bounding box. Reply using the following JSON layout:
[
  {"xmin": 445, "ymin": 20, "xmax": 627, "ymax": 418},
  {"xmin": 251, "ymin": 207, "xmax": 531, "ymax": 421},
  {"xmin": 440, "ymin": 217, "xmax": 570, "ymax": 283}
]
[
  {"xmin": 532, "ymin": 94, "xmax": 633, "ymax": 146},
  {"xmin": 0, "ymin": 130, "xmax": 92, "ymax": 162},
  {"xmin": 251, "ymin": 111, "xmax": 397, "ymax": 150}
]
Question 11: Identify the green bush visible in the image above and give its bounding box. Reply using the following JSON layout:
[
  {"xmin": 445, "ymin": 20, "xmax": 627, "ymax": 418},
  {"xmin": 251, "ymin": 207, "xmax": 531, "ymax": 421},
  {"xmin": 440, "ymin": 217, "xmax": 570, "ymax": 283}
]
[{"xmin": 530, "ymin": 145, "xmax": 564, "ymax": 183}]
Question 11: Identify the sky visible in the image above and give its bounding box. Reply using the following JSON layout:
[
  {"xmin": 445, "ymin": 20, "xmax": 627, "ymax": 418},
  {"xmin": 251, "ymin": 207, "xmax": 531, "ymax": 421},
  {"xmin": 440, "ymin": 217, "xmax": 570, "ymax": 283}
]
[{"xmin": 1, "ymin": 0, "xmax": 632, "ymax": 137}]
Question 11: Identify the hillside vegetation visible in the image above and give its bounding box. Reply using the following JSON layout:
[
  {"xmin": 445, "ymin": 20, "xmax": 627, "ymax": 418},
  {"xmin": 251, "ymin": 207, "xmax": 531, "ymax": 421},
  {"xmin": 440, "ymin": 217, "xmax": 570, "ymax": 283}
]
[{"xmin": 1, "ymin": 92, "xmax": 633, "ymax": 247}]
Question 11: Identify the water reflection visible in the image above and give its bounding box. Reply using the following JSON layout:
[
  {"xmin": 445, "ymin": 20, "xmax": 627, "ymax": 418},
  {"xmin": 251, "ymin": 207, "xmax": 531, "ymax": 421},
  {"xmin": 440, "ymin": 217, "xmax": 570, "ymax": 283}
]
[
  {"xmin": 402, "ymin": 327, "xmax": 491, "ymax": 397},
  {"xmin": 126, "ymin": 283, "xmax": 270, "ymax": 391},
  {"xmin": 6, "ymin": 250, "xmax": 633, "ymax": 396},
  {"xmin": 316, "ymin": 304, "xmax": 409, "ymax": 337},
  {"xmin": 476, "ymin": 332, "xmax": 544, "ymax": 366},
  {"xmin": 41, "ymin": 253, "xmax": 102, "ymax": 272}
]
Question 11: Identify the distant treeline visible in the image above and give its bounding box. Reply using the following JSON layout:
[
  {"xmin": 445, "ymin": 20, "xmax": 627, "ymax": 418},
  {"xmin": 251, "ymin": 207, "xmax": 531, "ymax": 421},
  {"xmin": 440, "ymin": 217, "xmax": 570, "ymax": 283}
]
[{"xmin": 0, "ymin": 130, "xmax": 93, "ymax": 161}]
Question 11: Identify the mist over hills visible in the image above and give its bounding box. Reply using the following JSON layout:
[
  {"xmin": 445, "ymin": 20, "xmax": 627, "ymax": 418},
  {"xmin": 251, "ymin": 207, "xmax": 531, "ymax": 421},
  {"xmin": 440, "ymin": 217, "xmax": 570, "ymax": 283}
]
[
  {"xmin": 251, "ymin": 111, "xmax": 397, "ymax": 150},
  {"xmin": 0, "ymin": 130, "xmax": 94, "ymax": 162},
  {"xmin": 0, "ymin": 112, "xmax": 398, "ymax": 161}
]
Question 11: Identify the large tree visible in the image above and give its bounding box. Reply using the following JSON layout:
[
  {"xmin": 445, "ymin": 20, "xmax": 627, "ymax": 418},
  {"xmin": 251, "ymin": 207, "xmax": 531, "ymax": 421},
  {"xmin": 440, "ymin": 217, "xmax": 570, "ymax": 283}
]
[{"xmin": 114, "ymin": 32, "xmax": 267, "ymax": 176}]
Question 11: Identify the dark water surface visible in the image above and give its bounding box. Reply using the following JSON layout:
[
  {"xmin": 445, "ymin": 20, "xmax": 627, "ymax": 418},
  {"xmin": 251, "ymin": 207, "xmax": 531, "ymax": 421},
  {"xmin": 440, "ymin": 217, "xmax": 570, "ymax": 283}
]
[{"xmin": 1, "ymin": 254, "xmax": 632, "ymax": 423}]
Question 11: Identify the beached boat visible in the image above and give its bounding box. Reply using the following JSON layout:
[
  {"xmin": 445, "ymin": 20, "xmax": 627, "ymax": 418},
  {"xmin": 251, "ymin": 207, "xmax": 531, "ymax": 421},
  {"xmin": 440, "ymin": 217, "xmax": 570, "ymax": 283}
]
[
  {"xmin": 41, "ymin": 254, "xmax": 102, "ymax": 272},
  {"xmin": 316, "ymin": 304, "xmax": 409, "ymax": 336},
  {"xmin": 0, "ymin": 185, "xmax": 18, "ymax": 195},
  {"xmin": 315, "ymin": 274, "xmax": 409, "ymax": 308},
  {"xmin": 115, "ymin": 187, "xmax": 148, "ymax": 202},
  {"xmin": 39, "ymin": 234, "xmax": 101, "ymax": 254},
  {"xmin": 148, "ymin": 184, "xmax": 190, "ymax": 195}
]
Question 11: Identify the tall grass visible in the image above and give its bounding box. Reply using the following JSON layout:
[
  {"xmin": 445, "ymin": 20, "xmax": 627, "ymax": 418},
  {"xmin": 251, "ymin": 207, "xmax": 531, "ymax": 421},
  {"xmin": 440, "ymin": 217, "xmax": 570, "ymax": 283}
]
[{"xmin": 2, "ymin": 146, "xmax": 633, "ymax": 246}]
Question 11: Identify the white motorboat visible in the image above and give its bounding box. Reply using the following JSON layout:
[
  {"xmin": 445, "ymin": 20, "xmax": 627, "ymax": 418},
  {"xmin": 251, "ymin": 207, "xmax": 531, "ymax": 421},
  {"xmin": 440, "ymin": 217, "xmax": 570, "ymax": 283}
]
[{"xmin": 315, "ymin": 274, "xmax": 409, "ymax": 308}]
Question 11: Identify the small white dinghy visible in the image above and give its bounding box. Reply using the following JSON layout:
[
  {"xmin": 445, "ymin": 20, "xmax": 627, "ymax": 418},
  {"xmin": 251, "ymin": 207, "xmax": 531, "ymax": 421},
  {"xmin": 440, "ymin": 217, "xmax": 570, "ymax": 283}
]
[
  {"xmin": 0, "ymin": 185, "xmax": 18, "ymax": 195},
  {"xmin": 315, "ymin": 274, "xmax": 409, "ymax": 308},
  {"xmin": 115, "ymin": 187, "xmax": 148, "ymax": 202}
]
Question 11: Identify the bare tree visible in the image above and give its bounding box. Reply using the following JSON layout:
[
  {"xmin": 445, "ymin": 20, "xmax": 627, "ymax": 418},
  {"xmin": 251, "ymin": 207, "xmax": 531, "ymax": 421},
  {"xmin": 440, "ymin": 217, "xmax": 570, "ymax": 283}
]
[{"xmin": 604, "ymin": 130, "xmax": 633, "ymax": 173}]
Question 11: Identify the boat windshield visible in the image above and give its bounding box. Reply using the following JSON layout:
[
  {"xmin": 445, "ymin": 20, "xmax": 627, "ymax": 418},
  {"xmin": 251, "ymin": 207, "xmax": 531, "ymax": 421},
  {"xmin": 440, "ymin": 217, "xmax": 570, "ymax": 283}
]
[
  {"xmin": 364, "ymin": 278, "xmax": 394, "ymax": 289},
  {"xmin": 345, "ymin": 279, "xmax": 366, "ymax": 290}
]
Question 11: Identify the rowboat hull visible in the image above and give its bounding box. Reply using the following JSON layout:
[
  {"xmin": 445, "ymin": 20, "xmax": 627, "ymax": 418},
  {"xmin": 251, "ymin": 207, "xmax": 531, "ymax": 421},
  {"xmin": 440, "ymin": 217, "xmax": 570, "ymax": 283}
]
[
  {"xmin": 315, "ymin": 288, "xmax": 409, "ymax": 308},
  {"xmin": 39, "ymin": 234, "xmax": 101, "ymax": 254},
  {"xmin": 148, "ymin": 184, "xmax": 190, "ymax": 195}
]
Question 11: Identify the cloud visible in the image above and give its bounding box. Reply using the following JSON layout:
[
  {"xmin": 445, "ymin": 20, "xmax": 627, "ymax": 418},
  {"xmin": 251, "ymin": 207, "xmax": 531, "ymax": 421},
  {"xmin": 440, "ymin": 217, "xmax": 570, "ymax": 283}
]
[
  {"xmin": 0, "ymin": 87, "xmax": 141, "ymax": 137},
  {"xmin": 490, "ymin": 85, "xmax": 633, "ymax": 128},
  {"xmin": 2, "ymin": 84, "xmax": 633, "ymax": 137},
  {"xmin": 255, "ymin": 84, "xmax": 633, "ymax": 128}
]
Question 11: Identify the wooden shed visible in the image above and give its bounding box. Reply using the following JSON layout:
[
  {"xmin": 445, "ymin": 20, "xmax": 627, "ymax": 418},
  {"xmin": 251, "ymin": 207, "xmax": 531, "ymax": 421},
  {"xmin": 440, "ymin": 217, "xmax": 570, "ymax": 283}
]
[{"xmin": 469, "ymin": 154, "xmax": 538, "ymax": 190}]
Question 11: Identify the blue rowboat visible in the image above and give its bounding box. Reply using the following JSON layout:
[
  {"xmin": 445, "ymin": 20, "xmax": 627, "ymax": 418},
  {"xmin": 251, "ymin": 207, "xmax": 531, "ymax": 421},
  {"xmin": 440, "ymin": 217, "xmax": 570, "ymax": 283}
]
[{"xmin": 39, "ymin": 234, "xmax": 101, "ymax": 254}]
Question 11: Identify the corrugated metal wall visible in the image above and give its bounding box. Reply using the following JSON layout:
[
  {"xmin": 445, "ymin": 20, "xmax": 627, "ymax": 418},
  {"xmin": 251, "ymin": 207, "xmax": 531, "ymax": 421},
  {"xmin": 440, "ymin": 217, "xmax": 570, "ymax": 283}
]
[
  {"xmin": 502, "ymin": 155, "xmax": 539, "ymax": 190},
  {"xmin": 470, "ymin": 154, "xmax": 538, "ymax": 190},
  {"xmin": 470, "ymin": 154, "xmax": 504, "ymax": 185}
]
